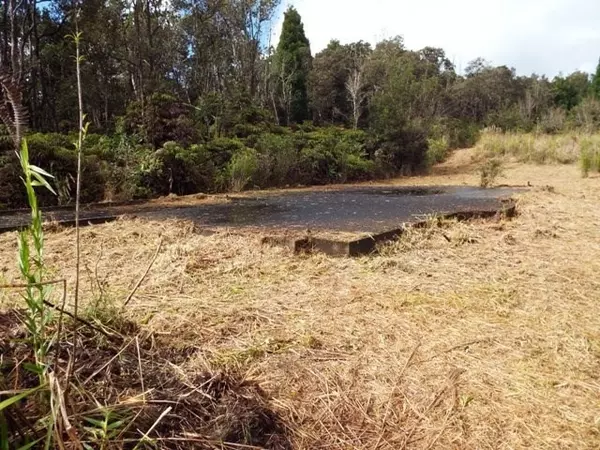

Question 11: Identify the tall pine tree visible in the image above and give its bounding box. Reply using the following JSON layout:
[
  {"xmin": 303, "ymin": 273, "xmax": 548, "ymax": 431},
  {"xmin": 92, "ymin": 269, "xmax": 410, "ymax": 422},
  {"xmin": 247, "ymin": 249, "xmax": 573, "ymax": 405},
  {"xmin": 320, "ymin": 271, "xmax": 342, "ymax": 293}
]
[{"xmin": 274, "ymin": 7, "xmax": 312, "ymax": 124}]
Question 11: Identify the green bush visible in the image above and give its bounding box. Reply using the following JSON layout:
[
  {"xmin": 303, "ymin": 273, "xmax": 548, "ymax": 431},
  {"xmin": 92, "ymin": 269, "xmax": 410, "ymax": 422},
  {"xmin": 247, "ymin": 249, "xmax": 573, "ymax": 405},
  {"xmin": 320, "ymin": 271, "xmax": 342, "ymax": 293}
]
[
  {"xmin": 430, "ymin": 118, "xmax": 480, "ymax": 149},
  {"xmin": 344, "ymin": 153, "xmax": 376, "ymax": 180},
  {"xmin": 426, "ymin": 135, "xmax": 450, "ymax": 167},
  {"xmin": 0, "ymin": 155, "xmax": 22, "ymax": 208},
  {"xmin": 373, "ymin": 127, "xmax": 429, "ymax": 176},
  {"xmin": 0, "ymin": 123, "xmax": 448, "ymax": 208},
  {"xmin": 228, "ymin": 148, "xmax": 259, "ymax": 192},
  {"xmin": 142, "ymin": 142, "xmax": 216, "ymax": 196},
  {"xmin": 254, "ymin": 133, "xmax": 299, "ymax": 186},
  {"xmin": 20, "ymin": 133, "xmax": 105, "ymax": 206},
  {"xmin": 86, "ymin": 134, "xmax": 157, "ymax": 201},
  {"xmin": 0, "ymin": 133, "xmax": 106, "ymax": 208},
  {"xmin": 298, "ymin": 128, "xmax": 372, "ymax": 184},
  {"xmin": 204, "ymin": 137, "xmax": 246, "ymax": 168}
]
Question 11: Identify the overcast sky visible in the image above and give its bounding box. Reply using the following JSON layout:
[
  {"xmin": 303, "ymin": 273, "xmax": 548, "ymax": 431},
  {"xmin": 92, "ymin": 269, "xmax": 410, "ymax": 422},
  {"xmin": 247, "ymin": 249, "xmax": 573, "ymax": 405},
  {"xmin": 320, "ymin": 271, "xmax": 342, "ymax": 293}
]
[{"xmin": 271, "ymin": 0, "xmax": 600, "ymax": 78}]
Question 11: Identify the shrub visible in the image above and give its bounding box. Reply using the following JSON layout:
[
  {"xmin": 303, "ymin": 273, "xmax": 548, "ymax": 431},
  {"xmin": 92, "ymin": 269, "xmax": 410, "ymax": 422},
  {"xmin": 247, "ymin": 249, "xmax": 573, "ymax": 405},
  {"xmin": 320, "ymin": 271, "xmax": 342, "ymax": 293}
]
[
  {"xmin": 0, "ymin": 155, "xmax": 23, "ymax": 208},
  {"xmin": 344, "ymin": 153, "xmax": 376, "ymax": 180},
  {"xmin": 228, "ymin": 148, "xmax": 259, "ymax": 192},
  {"xmin": 373, "ymin": 127, "xmax": 429, "ymax": 176},
  {"xmin": 24, "ymin": 133, "xmax": 104, "ymax": 205},
  {"xmin": 486, "ymin": 105, "xmax": 535, "ymax": 132},
  {"xmin": 579, "ymin": 136, "xmax": 600, "ymax": 177},
  {"xmin": 254, "ymin": 133, "xmax": 299, "ymax": 185},
  {"xmin": 426, "ymin": 135, "xmax": 450, "ymax": 167},
  {"xmin": 204, "ymin": 137, "xmax": 246, "ymax": 168},
  {"xmin": 479, "ymin": 158, "xmax": 504, "ymax": 187},
  {"xmin": 572, "ymin": 97, "xmax": 600, "ymax": 132},
  {"xmin": 298, "ymin": 128, "xmax": 372, "ymax": 184},
  {"xmin": 431, "ymin": 118, "xmax": 480, "ymax": 149},
  {"xmin": 145, "ymin": 142, "xmax": 216, "ymax": 195},
  {"xmin": 87, "ymin": 134, "xmax": 159, "ymax": 201},
  {"xmin": 537, "ymin": 108, "xmax": 567, "ymax": 134}
]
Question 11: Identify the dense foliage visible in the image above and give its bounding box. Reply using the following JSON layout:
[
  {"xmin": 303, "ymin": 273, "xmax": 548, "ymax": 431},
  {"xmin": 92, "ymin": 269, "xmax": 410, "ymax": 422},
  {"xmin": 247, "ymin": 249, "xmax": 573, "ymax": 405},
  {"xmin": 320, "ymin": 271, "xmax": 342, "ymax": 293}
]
[{"xmin": 1, "ymin": 1, "xmax": 600, "ymax": 208}]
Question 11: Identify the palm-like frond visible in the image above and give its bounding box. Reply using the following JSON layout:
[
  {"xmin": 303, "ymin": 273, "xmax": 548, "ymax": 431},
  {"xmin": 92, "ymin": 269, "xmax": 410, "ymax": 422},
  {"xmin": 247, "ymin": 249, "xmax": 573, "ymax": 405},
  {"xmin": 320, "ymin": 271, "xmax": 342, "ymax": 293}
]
[{"xmin": 0, "ymin": 71, "xmax": 28, "ymax": 148}]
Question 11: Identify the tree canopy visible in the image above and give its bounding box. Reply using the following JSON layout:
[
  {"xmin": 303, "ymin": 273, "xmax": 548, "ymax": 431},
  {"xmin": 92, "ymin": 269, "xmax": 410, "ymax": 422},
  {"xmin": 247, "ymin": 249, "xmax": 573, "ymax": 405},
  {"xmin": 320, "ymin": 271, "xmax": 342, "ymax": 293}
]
[
  {"xmin": 273, "ymin": 6, "xmax": 312, "ymax": 124},
  {"xmin": 1, "ymin": 1, "xmax": 599, "ymax": 209}
]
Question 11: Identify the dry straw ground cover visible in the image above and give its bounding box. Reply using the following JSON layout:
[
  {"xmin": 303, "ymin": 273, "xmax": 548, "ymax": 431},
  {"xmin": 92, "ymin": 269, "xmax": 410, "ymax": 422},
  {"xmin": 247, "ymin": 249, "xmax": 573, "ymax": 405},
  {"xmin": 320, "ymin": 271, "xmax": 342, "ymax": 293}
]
[{"xmin": 1, "ymin": 149, "xmax": 599, "ymax": 448}]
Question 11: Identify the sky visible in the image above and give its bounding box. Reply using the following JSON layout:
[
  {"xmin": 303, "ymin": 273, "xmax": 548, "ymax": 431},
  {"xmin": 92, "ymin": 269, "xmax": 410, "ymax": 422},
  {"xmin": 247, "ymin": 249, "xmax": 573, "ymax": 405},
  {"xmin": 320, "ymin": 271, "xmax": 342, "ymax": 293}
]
[{"xmin": 271, "ymin": 0, "xmax": 600, "ymax": 78}]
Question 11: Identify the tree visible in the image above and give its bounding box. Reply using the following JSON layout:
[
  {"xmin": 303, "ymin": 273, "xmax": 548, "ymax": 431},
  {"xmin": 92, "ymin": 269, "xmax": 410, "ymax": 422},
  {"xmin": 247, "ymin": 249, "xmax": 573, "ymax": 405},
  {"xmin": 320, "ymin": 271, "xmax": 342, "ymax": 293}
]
[
  {"xmin": 367, "ymin": 38, "xmax": 451, "ymax": 130},
  {"xmin": 273, "ymin": 6, "xmax": 311, "ymax": 124},
  {"xmin": 552, "ymin": 71, "xmax": 590, "ymax": 110},
  {"xmin": 591, "ymin": 58, "xmax": 600, "ymax": 99},
  {"xmin": 309, "ymin": 40, "xmax": 371, "ymax": 127},
  {"xmin": 345, "ymin": 42, "xmax": 371, "ymax": 129},
  {"xmin": 448, "ymin": 63, "xmax": 525, "ymax": 123},
  {"xmin": 309, "ymin": 40, "xmax": 349, "ymax": 125},
  {"xmin": 518, "ymin": 75, "xmax": 551, "ymax": 126}
]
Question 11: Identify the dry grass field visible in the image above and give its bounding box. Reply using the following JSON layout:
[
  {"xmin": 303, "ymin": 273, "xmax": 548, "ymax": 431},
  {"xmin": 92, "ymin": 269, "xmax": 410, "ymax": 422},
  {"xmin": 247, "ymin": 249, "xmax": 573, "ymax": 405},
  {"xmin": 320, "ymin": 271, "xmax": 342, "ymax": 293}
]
[{"xmin": 1, "ymin": 149, "xmax": 599, "ymax": 449}]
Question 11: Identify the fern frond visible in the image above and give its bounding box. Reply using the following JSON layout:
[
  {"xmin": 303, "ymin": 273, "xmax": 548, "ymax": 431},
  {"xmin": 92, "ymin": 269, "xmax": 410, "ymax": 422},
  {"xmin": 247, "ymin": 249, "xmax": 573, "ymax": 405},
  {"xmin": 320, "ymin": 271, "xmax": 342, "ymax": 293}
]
[{"xmin": 0, "ymin": 71, "xmax": 29, "ymax": 148}]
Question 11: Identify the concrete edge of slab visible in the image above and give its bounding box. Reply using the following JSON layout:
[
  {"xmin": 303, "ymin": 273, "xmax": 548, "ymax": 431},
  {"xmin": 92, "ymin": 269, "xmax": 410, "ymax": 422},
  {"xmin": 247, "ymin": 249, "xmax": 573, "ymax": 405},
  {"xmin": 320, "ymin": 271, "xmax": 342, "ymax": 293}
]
[
  {"xmin": 0, "ymin": 215, "xmax": 122, "ymax": 234},
  {"xmin": 267, "ymin": 201, "xmax": 518, "ymax": 257},
  {"xmin": 0, "ymin": 200, "xmax": 517, "ymax": 258}
]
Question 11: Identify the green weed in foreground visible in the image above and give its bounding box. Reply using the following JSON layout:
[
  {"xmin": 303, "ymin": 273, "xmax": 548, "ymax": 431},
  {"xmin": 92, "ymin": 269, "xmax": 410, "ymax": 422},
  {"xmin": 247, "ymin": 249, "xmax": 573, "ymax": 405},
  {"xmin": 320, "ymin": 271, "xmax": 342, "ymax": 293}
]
[
  {"xmin": 0, "ymin": 139, "xmax": 57, "ymax": 448},
  {"xmin": 16, "ymin": 139, "xmax": 57, "ymax": 373}
]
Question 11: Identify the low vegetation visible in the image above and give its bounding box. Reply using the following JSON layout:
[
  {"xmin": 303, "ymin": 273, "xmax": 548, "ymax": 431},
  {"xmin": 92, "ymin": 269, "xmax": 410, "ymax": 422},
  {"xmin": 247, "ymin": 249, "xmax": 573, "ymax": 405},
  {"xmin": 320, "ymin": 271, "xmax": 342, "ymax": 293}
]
[
  {"xmin": 2, "ymin": 154, "xmax": 599, "ymax": 449},
  {"xmin": 2, "ymin": 2, "xmax": 600, "ymax": 209},
  {"xmin": 1, "ymin": 1, "xmax": 600, "ymax": 448},
  {"xmin": 475, "ymin": 129, "xmax": 600, "ymax": 177}
]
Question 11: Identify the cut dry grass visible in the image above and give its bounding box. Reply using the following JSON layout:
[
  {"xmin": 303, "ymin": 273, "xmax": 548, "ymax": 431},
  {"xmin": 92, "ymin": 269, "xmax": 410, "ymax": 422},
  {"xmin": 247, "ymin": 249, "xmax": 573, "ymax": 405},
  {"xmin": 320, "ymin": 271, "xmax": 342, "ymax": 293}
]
[{"xmin": 1, "ymin": 151, "xmax": 600, "ymax": 448}]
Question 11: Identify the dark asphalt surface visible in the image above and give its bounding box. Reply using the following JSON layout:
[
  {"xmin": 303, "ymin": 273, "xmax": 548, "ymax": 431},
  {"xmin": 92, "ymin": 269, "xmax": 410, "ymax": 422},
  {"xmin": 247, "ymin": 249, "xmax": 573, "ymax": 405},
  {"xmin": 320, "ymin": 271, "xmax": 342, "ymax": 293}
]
[{"xmin": 0, "ymin": 185, "xmax": 521, "ymax": 234}]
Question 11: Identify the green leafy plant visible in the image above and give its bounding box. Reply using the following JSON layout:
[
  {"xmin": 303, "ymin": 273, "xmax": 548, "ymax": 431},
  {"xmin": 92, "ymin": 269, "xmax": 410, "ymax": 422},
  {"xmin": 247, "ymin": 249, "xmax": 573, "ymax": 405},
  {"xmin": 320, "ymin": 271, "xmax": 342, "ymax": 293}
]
[
  {"xmin": 426, "ymin": 135, "xmax": 450, "ymax": 167},
  {"xmin": 228, "ymin": 148, "xmax": 259, "ymax": 192},
  {"xmin": 17, "ymin": 139, "xmax": 57, "ymax": 371},
  {"xmin": 83, "ymin": 409, "xmax": 128, "ymax": 450}
]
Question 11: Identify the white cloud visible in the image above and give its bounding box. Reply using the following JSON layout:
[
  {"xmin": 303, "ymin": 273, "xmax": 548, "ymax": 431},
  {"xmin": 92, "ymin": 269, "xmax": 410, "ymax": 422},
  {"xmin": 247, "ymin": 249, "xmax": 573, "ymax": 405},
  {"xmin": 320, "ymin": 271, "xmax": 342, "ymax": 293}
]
[{"xmin": 272, "ymin": 0, "xmax": 600, "ymax": 77}]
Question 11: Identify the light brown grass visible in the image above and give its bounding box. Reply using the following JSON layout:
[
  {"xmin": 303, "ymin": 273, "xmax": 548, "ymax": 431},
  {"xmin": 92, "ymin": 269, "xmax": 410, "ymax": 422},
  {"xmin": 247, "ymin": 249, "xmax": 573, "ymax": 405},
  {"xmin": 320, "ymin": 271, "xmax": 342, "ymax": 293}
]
[{"xmin": 1, "ymin": 150, "xmax": 600, "ymax": 449}]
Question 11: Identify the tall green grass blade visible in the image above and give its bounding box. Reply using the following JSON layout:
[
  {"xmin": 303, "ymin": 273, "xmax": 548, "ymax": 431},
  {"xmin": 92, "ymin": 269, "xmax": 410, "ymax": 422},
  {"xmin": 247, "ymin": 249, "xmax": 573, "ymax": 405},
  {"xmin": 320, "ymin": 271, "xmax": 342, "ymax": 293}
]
[
  {"xmin": 0, "ymin": 411, "xmax": 8, "ymax": 450},
  {"xmin": 16, "ymin": 438, "xmax": 44, "ymax": 450},
  {"xmin": 0, "ymin": 385, "xmax": 44, "ymax": 411}
]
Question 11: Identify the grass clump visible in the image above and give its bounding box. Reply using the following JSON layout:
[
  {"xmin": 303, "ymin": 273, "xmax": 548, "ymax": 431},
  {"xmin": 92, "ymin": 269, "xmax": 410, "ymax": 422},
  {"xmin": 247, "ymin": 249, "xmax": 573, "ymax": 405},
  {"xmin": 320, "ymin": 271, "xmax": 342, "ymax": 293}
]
[
  {"xmin": 476, "ymin": 129, "xmax": 600, "ymax": 177},
  {"xmin": 476, "ymin": 129, "xmax": 590, "ymax": 165},
  {"xmin": 228, "ymin": 148, "xmax": 259, "ymax": 192},
  {"xmin": 579, "ymin": 136, "xmax": 600, "ymax": 177},
  {"xmin": 479, "ymin": 158, "xmax": 504, "ymax": 187}
]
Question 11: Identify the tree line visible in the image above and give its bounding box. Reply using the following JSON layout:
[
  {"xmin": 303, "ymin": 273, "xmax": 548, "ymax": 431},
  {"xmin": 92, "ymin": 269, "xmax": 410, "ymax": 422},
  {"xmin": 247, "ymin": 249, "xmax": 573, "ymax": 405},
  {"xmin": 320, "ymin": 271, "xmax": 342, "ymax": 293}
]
[{"xmin": 1, "ymin": 1, "xmax": 600, "ymax": 208}]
